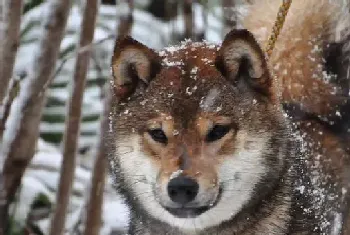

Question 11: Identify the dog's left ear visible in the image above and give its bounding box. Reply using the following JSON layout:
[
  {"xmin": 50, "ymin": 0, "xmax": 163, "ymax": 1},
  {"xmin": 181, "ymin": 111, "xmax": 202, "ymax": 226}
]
[
  {"xmin": 215, "ymin": 29, "xmax": 271, "ymax": 96},
  {"xmin": 111, "ymin": 36, "xmax": 161, "ymax": 100}
]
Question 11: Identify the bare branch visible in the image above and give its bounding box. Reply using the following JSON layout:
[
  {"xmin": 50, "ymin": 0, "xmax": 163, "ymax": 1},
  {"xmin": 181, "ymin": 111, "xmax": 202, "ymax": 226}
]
[
  {"xmin": 222, "ymin": 0, "xmax": 236, "ymax": 35},
  {"xmin": 183, "ymin": 0, "xmax": 194, "ymax": 40},
  {"xmin": 48, "ymin": 0, "xmax": 100, "ymax": 234},
  {"xmin": 83, "ymin": 87, "xmax": 111, "ymax": 235},
  {"xmin": 116, "ymin": 0, "xmax": 134, "ymax": 39},
  {"xmin": 0, "ymin": 0, "xmax": 23, "ymax": 108},
  {"xmin": 0, "ymin": 78, "xmax": 20, "ymax": 139},
  {"xmin": 52, "ymin": 34, "xmax": 115, "ymax": 80}
]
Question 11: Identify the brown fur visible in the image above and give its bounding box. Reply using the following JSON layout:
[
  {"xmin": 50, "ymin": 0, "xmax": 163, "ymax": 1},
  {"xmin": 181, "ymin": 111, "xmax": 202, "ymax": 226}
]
[
  {"xmin": 243, "ymin": 0, "xmax": 350, "ymax": 122},
  {"xmin": 244, "ymin": 0, "xmax": 350, "ymax": 225}
]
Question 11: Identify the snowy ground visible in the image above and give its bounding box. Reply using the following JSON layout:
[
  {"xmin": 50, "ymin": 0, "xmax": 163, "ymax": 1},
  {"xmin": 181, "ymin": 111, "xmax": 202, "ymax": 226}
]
[{"xmin": 15, "ymin": 139, "xmax": 129, "ymax": 235}]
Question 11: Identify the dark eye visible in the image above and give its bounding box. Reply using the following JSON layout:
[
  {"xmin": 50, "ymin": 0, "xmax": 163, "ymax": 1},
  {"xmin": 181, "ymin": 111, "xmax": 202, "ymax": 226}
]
[
  {"xmin": 148, "ymin": 129, "xmax": 168, "ymax": 144},
  {"xmin": 206, "ymin": 125, "xmax": 231, "ymax": 142}
]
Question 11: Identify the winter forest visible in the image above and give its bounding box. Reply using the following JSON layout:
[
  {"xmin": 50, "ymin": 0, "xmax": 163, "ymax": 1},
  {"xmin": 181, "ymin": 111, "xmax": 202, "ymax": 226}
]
[{"xmin": 1, "ymin": 0, "xmax": 350, "ymax": 235}]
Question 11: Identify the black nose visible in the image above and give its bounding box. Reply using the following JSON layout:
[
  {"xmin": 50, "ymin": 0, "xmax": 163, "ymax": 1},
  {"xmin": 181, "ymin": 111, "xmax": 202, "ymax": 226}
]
[{"xmin": 167, "ymin": 176, "xmax": 199, "ymax": 205}]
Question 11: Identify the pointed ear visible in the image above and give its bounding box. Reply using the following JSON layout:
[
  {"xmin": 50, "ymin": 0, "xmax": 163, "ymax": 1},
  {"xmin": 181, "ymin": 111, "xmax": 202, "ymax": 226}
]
[
  {"xmin": 111, "ymin": 36, "xmax": 161, "ymax": 99},
  {"xmin": 215, "ymin": 29, "xmax": 271, "ymax": 96}
]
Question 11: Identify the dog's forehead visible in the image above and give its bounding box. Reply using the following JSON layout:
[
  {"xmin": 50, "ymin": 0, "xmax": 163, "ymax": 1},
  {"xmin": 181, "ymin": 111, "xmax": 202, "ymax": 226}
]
[
  {"xmin": 156, "ymin": 42, "xmax": 224, "ymax": 96},
  {"xmin": 154, "ymin": 42, "xmax": 229, "ymax": 121},
  {"xmin": 159, "ymin": 41, "xmax": 219, "ymax": 69}
]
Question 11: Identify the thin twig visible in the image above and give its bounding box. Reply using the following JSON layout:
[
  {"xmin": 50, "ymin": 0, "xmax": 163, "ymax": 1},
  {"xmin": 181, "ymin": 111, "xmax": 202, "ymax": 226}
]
[
  {"xmin": 0, "ymin": 77, "xmax": 20, "ymax": 140},
  {"xmin": 52, "ymin": 34, "xmax": 115, "ymax": 79}
]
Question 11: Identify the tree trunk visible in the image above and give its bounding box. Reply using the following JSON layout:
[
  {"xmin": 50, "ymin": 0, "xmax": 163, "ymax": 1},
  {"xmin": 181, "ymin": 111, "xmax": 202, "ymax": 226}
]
[
  {"xmin": 48, "ymin": 0, "xmax": 99, "ymax": 235},
  {"xmin": 183, "ymin": 0, "xmax": 193, "ymax": 40},
  {"xmin": 148, "ymin": 0, "xmax": 178, "ymax": 21},
  {"xmin": 116, "ymin": 0, "xmax": 134, "ymax": 39},
  {"xmin": 0, "ymin": 0, "xmax": 23, "ymax": 110},
  {"xmin": 222, "ymin": 0, "xmax": 236, "ymax": 35},
  {"xmin": 102, "ymin": 0, "xmax": 116, "ymax": 4},
  {"xmin": 83, "ymin": 87, "xmax": 110, "ymax": 235},
  {"xmin": 198, "ymin": 0, "xmax": 207, "ymax": 40},
  {"xmin": 0, "ymin": 0, "xmax": 73, "ymax": 234}
]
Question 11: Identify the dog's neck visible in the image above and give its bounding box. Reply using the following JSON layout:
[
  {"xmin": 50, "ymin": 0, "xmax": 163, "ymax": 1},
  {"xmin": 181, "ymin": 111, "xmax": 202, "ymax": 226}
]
[{"xmin": 128, "ymin": 173, "xmax": 293, "ymax": 235}]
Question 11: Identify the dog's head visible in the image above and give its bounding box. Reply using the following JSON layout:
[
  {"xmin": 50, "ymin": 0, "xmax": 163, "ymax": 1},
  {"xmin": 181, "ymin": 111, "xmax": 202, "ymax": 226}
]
[{"xmin": 110, "ymin": 29, "xmax": 291, "ymax": 231}]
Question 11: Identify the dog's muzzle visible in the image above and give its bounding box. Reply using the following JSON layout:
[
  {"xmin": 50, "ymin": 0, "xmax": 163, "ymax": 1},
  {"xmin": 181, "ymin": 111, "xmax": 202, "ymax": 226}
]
[{"xmin": 163, "ymin": 176, "xmax": 210, "ymax": 218}]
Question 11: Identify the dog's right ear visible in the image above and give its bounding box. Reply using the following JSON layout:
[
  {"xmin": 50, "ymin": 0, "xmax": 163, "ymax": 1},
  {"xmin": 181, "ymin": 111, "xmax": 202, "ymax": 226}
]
[
  {"xmin": 215, "ymin": 29, "xmax": 271, "ymax": 96},
  {"xmin": 111, "ymin": 36, "xmax": 161, "ymax": 100}
]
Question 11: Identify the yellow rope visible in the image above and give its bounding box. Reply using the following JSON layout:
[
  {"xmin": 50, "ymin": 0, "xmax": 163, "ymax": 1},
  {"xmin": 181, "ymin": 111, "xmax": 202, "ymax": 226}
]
[{"xmin": 265, "ymin": 0, "xmax": 292, "ymax": 57}]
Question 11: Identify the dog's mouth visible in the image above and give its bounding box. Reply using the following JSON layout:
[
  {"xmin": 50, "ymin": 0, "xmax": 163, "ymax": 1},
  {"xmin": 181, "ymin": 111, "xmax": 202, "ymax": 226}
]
[{"xmin": 164, "ymin": 206, "xmax": 210, "ymax": 218}]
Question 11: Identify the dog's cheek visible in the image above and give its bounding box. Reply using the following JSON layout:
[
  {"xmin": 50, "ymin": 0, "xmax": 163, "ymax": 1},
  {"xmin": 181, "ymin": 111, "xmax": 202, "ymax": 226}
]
[
  {"xmin": 216, "ymin": 132, "xmax": 268, "ymax": 206},
  {"xmin": 117, "ymin": 135, "xmax": 160, "ymax": 189}
]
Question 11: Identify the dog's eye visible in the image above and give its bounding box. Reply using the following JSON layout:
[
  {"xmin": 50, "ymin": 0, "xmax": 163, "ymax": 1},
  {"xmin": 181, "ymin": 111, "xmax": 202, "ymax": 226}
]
[
  {"xmin": 206, "ymin": 125, "xmax": 231, "ymax": 142},
  {"xmin": 148, "ymin": 129, "xmax": 168, "ymax": 144}
]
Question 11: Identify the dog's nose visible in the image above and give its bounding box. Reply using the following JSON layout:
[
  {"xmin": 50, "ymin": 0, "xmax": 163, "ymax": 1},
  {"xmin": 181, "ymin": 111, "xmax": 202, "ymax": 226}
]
[{"xmin": 167, "ymin": 176, "xmax": 199, "ymax": 205}]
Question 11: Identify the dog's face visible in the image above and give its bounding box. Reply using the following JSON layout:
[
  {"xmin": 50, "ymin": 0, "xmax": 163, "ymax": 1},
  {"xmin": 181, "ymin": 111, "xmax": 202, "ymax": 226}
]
[{"xmin": 110, "ymin": 30, "xmax": 290, "ymax": 231}]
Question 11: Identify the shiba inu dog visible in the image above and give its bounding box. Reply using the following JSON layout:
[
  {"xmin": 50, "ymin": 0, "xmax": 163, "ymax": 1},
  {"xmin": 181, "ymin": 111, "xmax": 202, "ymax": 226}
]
[{"xmin": 107, "ymin": 0, "xmax": 350, "ymax": 234}]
